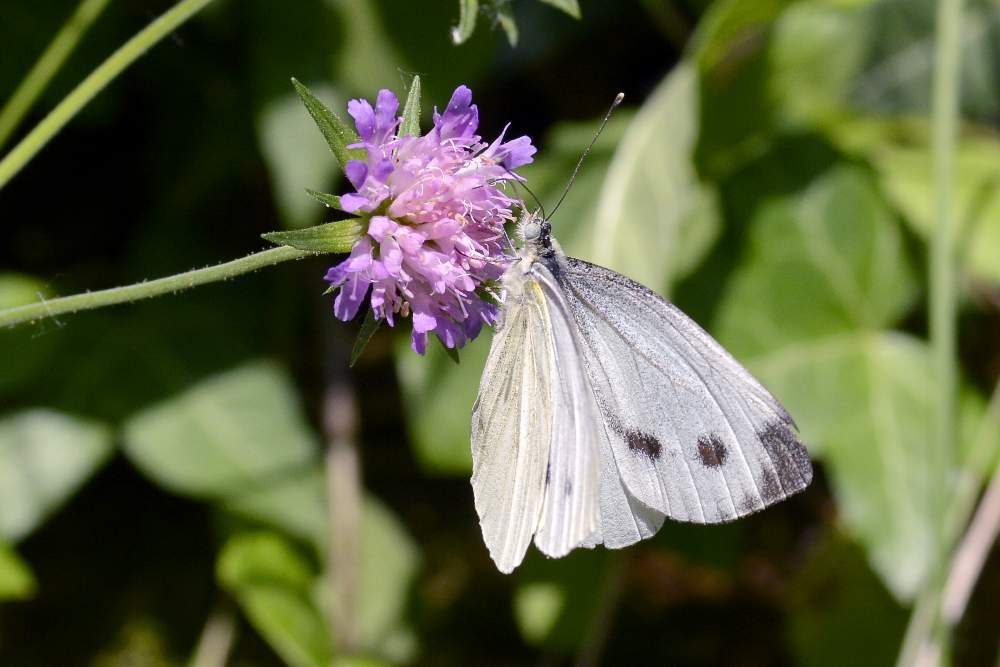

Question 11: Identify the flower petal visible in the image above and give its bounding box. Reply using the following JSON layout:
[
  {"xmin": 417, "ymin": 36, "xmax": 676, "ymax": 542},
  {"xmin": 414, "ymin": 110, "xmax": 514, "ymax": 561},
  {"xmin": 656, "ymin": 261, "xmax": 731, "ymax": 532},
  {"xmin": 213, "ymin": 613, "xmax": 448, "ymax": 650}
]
[{"xmin": 347, "ymin": 98, "xmax": 375, "ymax": 141}]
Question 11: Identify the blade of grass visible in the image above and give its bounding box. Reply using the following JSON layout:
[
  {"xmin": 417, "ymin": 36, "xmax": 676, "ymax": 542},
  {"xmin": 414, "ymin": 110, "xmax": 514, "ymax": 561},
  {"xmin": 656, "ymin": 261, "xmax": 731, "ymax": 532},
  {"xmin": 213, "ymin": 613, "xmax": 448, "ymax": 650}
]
[{"xmin": 0, "ymin": 0, "xmax": 112, "ymax": 149}]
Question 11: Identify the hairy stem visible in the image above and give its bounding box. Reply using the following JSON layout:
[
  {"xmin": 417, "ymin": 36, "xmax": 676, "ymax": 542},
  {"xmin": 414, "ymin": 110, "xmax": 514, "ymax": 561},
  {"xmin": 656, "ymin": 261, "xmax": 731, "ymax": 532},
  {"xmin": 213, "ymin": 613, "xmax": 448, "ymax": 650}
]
[
  {"xmin": 0, "ymin": 0, "xmax": 112, "ymax": 149},
  {"xmin": 0, "ymin": 0, "xmax": 216, "ymax": 191},
  {"xmin": 0, "ymin": 246, "xmax": 315, "ymax": 329}
]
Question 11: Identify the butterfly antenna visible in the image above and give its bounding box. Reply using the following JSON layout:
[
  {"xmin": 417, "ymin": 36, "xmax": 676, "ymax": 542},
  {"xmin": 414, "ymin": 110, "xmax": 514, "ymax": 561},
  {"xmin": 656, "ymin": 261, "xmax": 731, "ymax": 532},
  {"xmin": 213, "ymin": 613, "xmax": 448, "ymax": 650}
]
[
  {"xmin": 497, "ymin": 169, "xmax": 546, "ymax": 220},
  {"xmin": 548, "ymin": 92, "xmax": 624, "ymax": 220}
]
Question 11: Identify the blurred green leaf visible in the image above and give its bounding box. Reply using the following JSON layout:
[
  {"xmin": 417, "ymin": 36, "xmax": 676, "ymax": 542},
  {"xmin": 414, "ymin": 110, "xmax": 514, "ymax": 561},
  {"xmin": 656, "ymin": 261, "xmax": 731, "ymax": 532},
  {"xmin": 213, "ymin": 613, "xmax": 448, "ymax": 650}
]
[
  {"xmin": 0, "ymin": 541, "xmax": 36, "ymax": 601},
  {"xmin": 306, "ymin": 188, "xmax": 344, "ymax": 210},
  {"xmin": 538, "ymin": 0, "xmax": 581, "ymax": 19},
  {"xmin": 291, "ymin": 77, "xmax": 365, "ymax": 174},
  {"xmin": 352, "ymin": 497, "xmax": 420, "ymax": 661},
  {"xmin": 786, "ymin": 530, "xmax": 907, "ymax": 667},
  {"xmin": 452, "ymin": 0, "xmax": 479, "ymax": 44},
  {"xmin": 0, "ymin": 409, "xmax": 112, "ymax": 542},
  {"xmin": 767, "ymin": 0, "xmax": 871, "ymax": 128},
  {"xmin": 495, "ymin": 2, "xmax": 518, "ymax": 45},
  {"xmin": 0, "ymin": 273, "xmax": 48, "ymax": 309},
  {"xmin": 399, "ymin": 75, "xmax": 422, "ymax": 138},
  {"xmin": 691, "ymin": 0, "xmax": 789, "ymax": 74},
  {"xmin": 590, "ymin": 63, "xmax": 721, "ymax": 296},
  {"xmin": 350, "ymin": 308, "xmax": 383, "ymax": 367},
  {"xmin": 513, "ymin": 549, "xmax": 614, "ymax": 651},
  {"xmin": 260, "ymin": 89, "xmax": 346, "ymax": 229},
  {"xmin": 122, "ymin": 362, "xmax": 327, "ymax": 545},
  {"xmin": 219, "ymin": 531, "xmax": 332, "ymax": 667},
  {"xmin": 395, "ymin": 333, "xmax": 490, "ymax": 474},
  {"xmin": 263, "ymin": 218, "xmax": 364, "ymax": 253},
  {"xmin": 829, "ymin": 117, "xmax": 1000, "ymax": 284},
  {"xmin": 715, "ymin": 166, "xmax": 917, "ymax": 357}
]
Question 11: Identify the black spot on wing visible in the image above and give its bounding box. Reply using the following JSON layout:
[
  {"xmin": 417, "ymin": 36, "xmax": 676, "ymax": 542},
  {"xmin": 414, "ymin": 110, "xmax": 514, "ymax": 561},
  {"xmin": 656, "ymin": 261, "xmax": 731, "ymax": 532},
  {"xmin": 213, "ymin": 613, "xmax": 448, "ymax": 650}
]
[
  {"xmin": 696, "ymin": 433, "xmax": 727, "ymax": 468},
  {"xmin": 738, "ymin": 495, "xmax": 759, "ymax": 515},
  {"xmin": 625, "ymin": 429, "xmax": 663, "ymax": 461},
  {"xmin": 759, "ymin": 467, "xmax": 782, "ymax": 504},
  {"xmin": 758, "ymin": 421, "xmax": 813, "ymax": 492}
]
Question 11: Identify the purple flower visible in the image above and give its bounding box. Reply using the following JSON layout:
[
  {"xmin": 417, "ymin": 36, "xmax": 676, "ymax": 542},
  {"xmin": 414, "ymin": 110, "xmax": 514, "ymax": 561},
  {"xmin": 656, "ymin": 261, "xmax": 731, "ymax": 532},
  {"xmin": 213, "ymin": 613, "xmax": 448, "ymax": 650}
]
[{"xmin": 324, "ymin": 85, "xmax": 536, "ymax": 354}]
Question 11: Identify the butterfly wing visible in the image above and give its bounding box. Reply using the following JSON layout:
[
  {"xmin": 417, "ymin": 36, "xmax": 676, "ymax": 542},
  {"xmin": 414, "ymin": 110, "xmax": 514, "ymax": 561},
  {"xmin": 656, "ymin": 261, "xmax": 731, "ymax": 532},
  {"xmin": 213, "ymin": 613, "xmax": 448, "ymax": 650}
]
[
  {"xmin": 471, "ymin": 266, "xmax": 600, "ymax": 572},
  {"xmin": 556, "ymin": 256, "xmax": 811, "ymax": 531}
]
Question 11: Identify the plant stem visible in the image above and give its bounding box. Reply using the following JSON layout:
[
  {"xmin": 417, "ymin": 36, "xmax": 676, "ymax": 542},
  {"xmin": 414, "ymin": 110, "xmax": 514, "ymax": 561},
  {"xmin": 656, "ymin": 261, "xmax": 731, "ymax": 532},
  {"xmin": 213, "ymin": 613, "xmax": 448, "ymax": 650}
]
[
  {"xmin": 0, "ymin": 0, "xmax": 112, "ymax": 150},
  {"xmin": 899, "ymin": 0, "xmax": 965, "ymax": 663},
  {"xmin": 322, "ymin": 323, "xmax": 362, "ymax": 653},
  {"xmin": 0, "ymin": 246, "xmax": 315, "ymax": 328},
  {"xmin": 0, "ymin": 0, "xmax": 216, "ymax": 192},
  {"xmin": 188, "ymin": 597, "xmax": 238, "ymax": 667}
]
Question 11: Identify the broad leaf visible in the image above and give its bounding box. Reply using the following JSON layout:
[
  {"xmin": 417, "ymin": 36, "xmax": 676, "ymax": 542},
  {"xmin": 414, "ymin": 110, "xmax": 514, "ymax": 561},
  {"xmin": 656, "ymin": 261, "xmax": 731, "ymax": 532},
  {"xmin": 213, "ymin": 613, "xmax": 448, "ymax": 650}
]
[
  {"xmin": 0, "ymin": 541, "xmax": 36, "ymax": 601},
  {"xmin": 291, "ymin": 78, "xmax": 364, "ymax": 174},
  {"xmin": 306, "ymin": 189, "xmax": 343, "ymax": 210},
  {"xmin": 122, "ymin": 362, "xmax": 327, "ymax": 545},
  {"xmin": 218, "ymin": 531, "xmax": 332, "ymax": 667},
  {"xmin": 263, "ymin": 218, "xmax": 364, "ymax": 253},
  {"xmin": 591, "ymin": 63, "xmax": 721, "ymax": 296},
  {"xmin": 0, "ymin": 409, "xmax": 113, "ymax": 541}
]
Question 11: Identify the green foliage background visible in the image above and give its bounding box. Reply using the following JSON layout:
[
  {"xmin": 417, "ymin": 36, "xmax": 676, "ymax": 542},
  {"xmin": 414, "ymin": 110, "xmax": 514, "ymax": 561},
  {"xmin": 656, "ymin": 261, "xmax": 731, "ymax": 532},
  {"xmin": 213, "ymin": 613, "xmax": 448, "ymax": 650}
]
[{"xmin": 1, "ymin": 0, "xmax": 999, "ymax": 664}]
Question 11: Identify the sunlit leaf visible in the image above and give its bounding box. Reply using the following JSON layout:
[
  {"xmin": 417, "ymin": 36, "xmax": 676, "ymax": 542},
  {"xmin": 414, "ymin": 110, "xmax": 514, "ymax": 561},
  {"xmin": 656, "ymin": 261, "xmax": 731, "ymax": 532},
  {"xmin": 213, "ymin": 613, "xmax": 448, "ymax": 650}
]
[
  {"xmin": 0, "ymin": 409, "xmax": 113, "ymax": 541},
  {"xmin": 218, "ymin": 531, "xmax": 332, "ymax": 667},
  {"xmin": 0, "ymin": 273, "xmax": 48, "ymax": 309},
  {"xmin": 122, "ymin": 362, "xmax": 327, "ymax": 545},
  {"xmin": 399, "ymin": 75, "xmax": 422, "ymax": 138},
  {"xmin": 591, "ymin": 63, "xmax": 721, "ymax": 296},
  {"xmin": 452, "ymin": 0, "xmax": 479, "ymax": 44},
  {"xmin": 263, "ymin": 218, "xmax": 364, "ymax": 253},
  {"xmin": 291, "ymin": 78, "xmax": 364, "ymax": 174},
  {"xmin": 0, "ymin": 541, "xmax": 36, "ymax": 601}
]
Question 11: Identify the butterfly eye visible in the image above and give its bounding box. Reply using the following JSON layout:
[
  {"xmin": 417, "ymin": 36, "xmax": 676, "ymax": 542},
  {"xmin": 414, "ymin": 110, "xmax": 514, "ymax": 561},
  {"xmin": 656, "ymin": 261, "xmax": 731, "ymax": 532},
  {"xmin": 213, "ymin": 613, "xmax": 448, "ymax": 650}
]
[{"xmin": 523, "ymin": 222, "xmax": 541, "ymax": 241}]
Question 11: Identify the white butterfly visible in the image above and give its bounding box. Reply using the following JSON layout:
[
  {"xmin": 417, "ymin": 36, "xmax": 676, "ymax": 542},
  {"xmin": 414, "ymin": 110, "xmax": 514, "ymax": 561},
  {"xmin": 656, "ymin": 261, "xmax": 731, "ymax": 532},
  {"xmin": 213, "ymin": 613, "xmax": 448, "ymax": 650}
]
[{"xmin": 470, "ymin": 212, "xmax": 812, "ymax": 573}]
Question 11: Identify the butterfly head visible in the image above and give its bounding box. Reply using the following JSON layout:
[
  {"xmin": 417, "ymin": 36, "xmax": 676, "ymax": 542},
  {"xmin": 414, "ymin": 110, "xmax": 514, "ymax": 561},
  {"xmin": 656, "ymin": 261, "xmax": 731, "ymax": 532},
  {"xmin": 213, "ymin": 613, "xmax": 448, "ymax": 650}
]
[{"xmin": 519, "ymin": 209, "xmax": 552, "ymax": 255}]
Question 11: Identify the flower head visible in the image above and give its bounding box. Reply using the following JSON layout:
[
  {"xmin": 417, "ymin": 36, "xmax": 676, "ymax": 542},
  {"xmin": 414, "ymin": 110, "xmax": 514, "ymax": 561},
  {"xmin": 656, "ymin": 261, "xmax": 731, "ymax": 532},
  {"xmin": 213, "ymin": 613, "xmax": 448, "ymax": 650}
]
[{"xmin": 324, "ymin": 85, "xmax": 536, "ymax": 354}]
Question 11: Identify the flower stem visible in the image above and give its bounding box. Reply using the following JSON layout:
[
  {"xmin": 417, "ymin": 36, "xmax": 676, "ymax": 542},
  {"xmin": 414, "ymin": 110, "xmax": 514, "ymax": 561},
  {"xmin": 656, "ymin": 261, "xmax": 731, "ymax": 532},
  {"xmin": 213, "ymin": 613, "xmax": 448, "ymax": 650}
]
[
  {"xmin": 0, "ymin": 0, "xmax": 112, "ymax": 150},
  {"xmin": 898, "ymin": 0, "xmax": 965, "ymax": 663},
  {"xmin": 0, "ymin": 246, "xmax": 315, "ymax": 329},
  {"xmin": 0, "ymin": 0, "xmax": 216, "ymax": 192}
]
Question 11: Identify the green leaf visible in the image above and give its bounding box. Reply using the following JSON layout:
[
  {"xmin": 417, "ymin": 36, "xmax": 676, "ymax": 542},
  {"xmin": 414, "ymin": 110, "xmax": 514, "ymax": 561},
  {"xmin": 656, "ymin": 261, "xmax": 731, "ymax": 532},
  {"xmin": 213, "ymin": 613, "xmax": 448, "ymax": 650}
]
[
  {"xmin": 0, "ymin": 409, "xmax": 113, "ymax": 541},
  {"xmin": 306, "ymin": 188, "xmax": 343, "ymax": 210},
  {"xmin": 714, "ymin": 165, "xmax": 917, "ymax": 358},
  {"xmin": 590, "ymin": 63, "xmax": 721, "ymax": 296},
  {"xmin": 259, "ymin": 90, "xmax": 344, "ymax": 229},
  {"xmin": 395, "ymin": 332, "xmax": 491, "ymax": 474},
  {"xmin": 436, "ymin": 336, "xmax": 461, "ymax": 365},
  {"xmin": 263, "ymin": 218, "xmax": 364, "ymax": 254},
  {"xmin": 495, "ymin": 2, "xmax": 519, "ymax": 46},
  {"xmin": 0, "ymin": 273, "xmax": 48, "ymax": 309},
  {"xmin": 451, "ymin": 0, "xmax": 479, "ymax": 44},
  {"xmin": 218, "ymin": 531, "xmax": 332, "ymax": 667},
  {"xmin": 290, "ymin": 77, "xmax": 364, "ymax": 174},
  {"xmin": 122, "ymin": 361, "xmax": 327, "ymax": 545},
  {"xmin": 513, "ymin": 550, "xmax": 613, "ymax": 650},
  {"xmin": 219, "ymin": 498, "xmax": 419, "ymax": 666},
  {"xmin": 537, "ymin": 0, "xmax": 581, "ymax": 20},
  {"xmin": 0, "ymin": 541, "xmax": 36, "ymax": 601},
  {"xmin": 399, "ymin": 76, "xmax": 422, "ymax": 138},
  {"xmin": 786, "ymin": 531, "xmax": 907, "ymax": 667},
  {"xmin": 828, "ymin": 116, "xmax": 1000, "ymax": 284},
  {"xmin": 352, "ymin": 497, "xmax": 420, "ymax": 661},
  {"xmin": 350, "ymin": 309, "xmax": 383, "ymax": 368}
]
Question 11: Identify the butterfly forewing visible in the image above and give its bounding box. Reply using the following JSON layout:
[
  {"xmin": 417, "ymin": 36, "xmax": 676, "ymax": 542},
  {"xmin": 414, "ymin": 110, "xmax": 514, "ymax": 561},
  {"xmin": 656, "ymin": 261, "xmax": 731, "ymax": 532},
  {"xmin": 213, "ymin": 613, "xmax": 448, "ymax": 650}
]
[{"xmin": 557, "ymin": 256, "xmax": 812, "ymax": 525}]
